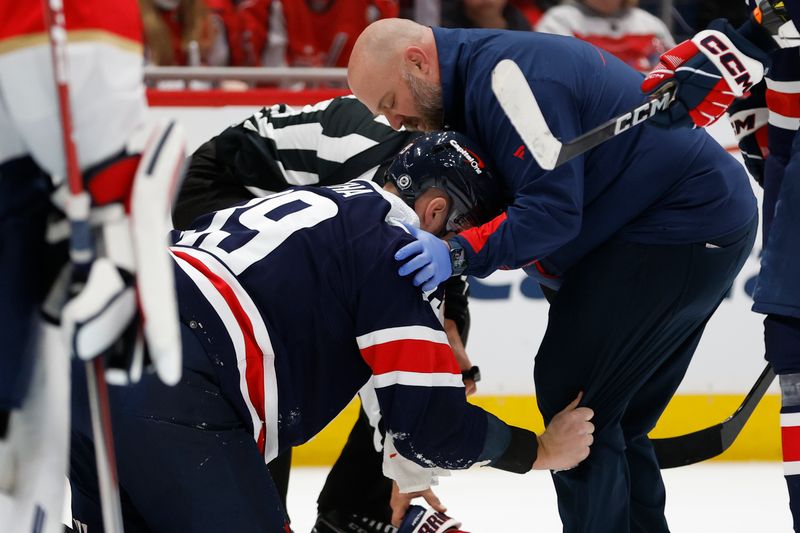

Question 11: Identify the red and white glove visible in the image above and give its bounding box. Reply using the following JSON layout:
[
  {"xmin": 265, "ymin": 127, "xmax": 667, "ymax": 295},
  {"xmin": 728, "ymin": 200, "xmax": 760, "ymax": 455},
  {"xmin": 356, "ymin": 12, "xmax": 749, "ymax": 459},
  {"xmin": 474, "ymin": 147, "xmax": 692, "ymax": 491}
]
[
  {"xmin": 60, "ymin": 119, "xmax": 186, "ymax": 386},
  {"xmin": 641, "ymin": 19, "xmax": 769, "ymax": 129},
  {"xmin": 398, "ymin": 505, "xmax": 468, "ymax": 533}
]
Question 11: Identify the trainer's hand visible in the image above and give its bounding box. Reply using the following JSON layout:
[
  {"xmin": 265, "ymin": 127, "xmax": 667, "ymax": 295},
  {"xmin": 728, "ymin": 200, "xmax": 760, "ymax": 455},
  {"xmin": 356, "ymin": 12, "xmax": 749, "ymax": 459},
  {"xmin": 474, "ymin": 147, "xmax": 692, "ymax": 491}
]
[
  {"xmin": 395, "ymin": 223, "xmax": 452, "ymax": 292},
  {"xmin": 390, "ymin": 481, "xmax": 447, "ymax": 527},
  {"xmin": 641, "ymin": 19, "xmax": 768, "ymax": 129},
  {"xmin": 532, "ymin": 392, "xmax": 594, "ymax": 471}
]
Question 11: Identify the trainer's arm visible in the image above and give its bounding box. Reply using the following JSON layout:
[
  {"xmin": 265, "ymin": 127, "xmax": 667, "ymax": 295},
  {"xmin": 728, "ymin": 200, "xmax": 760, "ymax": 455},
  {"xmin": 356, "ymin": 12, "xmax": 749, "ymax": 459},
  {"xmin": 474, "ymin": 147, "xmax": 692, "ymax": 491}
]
[{"xmin": 450, "ymin": 77, "xmax": 586, "ymax": 278}]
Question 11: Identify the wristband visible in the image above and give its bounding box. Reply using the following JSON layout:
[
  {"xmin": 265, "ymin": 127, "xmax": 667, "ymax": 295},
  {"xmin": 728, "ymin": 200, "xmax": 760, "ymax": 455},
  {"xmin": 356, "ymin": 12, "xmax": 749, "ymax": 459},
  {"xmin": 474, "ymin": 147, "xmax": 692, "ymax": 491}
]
[
  {"xmin": 461, "ymin": 365, "xmax": 481, "ymax": 383},
  {"xmin": 447, "ymin": 239, "xmax": 467, "ymax": 276}
]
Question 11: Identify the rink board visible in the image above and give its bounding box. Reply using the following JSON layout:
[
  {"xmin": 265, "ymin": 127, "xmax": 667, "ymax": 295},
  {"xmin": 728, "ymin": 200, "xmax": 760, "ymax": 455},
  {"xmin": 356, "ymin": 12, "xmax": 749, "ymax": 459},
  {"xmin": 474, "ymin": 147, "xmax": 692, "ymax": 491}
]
[
  {"xmin": 291, "ymin": 393, "xmax": 782, "ymax": 466},
  {"xmin": 148, "ymin": 90, "xmax": 779, "ymax": 465}
]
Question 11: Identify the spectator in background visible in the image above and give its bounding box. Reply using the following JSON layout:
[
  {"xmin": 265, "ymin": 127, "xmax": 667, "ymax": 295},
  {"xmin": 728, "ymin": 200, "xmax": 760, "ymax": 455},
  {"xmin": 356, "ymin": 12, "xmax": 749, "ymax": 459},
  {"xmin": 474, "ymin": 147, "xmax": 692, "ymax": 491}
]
[
  {"xmin": 140, "ymin": 0, "xmax": 237, "ymax": 66},
  {"xmin": 398, "ymin": 0, "xmax": 442, "ymax": 26},
  {"xmin": 239, "ymin": 0, "xmax": 399, "ymax": 69},
  {"xmin": 536, "ymin": 0, "xmax": 675, "ymax": 71},
  {"xmin": 441, "ymin": 0, "xmax": 532, "ymax": 30},
  {"xmin": 509, "ymin": 0, "xmax": 557, "ymax": 28}
]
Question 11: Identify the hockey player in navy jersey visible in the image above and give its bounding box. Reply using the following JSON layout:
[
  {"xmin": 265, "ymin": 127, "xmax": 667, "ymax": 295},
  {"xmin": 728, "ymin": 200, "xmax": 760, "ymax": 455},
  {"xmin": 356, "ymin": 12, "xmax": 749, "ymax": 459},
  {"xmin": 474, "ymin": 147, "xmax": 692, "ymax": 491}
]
[
  {"xmin": 348, "ymin": 19, "xmax": 758, "ymax": 533},
  {"xmin": 176, "ymin": 96, "xmax": 481, "ymax": 532},
  {"xmin": 640, "ymin": 0, "xmax": 800, "ymax": 528},
  {"xmin": 69, "ymin": 132, "xmax": 596, "ymax": 533}
]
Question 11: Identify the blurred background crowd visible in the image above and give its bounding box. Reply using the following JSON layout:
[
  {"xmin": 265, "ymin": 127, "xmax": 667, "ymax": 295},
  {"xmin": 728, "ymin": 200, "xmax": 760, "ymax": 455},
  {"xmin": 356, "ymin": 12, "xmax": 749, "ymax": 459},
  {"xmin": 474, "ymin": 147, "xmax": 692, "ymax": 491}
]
[{"xmin": 141, "ymin": 0, "xmax": 750, "ymax": 87}]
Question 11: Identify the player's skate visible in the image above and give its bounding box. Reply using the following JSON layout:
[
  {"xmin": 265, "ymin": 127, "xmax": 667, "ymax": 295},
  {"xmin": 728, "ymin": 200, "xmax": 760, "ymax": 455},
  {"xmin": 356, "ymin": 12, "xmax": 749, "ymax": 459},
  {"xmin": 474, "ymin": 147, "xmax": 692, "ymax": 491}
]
[
  {"xmin": 312, "ymin": 509, "xmax": 398, "ymax": 533},
  {"xmin": 0, "ymin": 324, "xmax": 70, "ymax": 533}
]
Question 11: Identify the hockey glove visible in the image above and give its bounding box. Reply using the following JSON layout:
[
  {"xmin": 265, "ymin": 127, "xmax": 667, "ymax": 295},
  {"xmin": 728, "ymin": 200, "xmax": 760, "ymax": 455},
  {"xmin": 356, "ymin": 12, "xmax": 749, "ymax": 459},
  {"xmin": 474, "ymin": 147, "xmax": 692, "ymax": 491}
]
[
  {"xmin": 397, "ymin": 506, "xmax": 466, "ymax": 533},
  {"xmin": 395, "ymin": 223, "xmax": 452, "ymax": 292},
  {"xmin": 728, "ymin": 81, "xmax": 769, "ymax": 186},
  {"xmin": 60, "ymin": 119, "xmax": 186, "ymax": 386},
  {"xmin": 641, "ymin": 19, "xmax": 769, "ymax": 129}
]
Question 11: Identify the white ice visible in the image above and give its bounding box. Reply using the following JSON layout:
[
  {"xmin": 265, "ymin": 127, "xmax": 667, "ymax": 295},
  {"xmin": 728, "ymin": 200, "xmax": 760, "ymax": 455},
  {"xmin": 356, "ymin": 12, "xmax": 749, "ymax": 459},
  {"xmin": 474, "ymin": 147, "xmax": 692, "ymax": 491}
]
[{"xmin": 286, "ymin": 462, "xmax": 792, "ymax": 532}]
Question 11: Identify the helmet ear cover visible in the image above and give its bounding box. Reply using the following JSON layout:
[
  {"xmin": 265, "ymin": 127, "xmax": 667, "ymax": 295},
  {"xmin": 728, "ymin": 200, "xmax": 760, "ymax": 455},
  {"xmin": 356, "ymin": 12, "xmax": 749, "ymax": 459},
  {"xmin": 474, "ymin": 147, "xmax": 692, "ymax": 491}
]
[{"xmin": 386, "ymin": 131, "xmax": 508, "ymax": 232}]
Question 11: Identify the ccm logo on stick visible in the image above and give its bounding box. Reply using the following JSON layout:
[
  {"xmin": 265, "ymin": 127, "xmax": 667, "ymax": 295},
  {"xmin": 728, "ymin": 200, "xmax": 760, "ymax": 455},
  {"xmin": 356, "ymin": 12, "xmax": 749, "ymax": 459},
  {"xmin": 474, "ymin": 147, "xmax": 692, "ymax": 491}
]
[
  {"xmin": 614, "ymin": 91, "xmax": 674, "ymax": 134},
  {"xmin": 699, "ymin": 35, "xmax": 757, "ymax": 93}
]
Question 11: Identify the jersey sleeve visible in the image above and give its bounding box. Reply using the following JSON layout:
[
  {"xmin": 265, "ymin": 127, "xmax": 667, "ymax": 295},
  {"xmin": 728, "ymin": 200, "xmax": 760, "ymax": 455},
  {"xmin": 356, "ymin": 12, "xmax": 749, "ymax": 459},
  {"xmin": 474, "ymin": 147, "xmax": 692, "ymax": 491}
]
[
  {"xmin": 453, "ymin": 75, "xmax": 585, "ymax": 278},
  {"xmin": 353, "ymin": 224, "xmax": 537, "ymax": 471}
]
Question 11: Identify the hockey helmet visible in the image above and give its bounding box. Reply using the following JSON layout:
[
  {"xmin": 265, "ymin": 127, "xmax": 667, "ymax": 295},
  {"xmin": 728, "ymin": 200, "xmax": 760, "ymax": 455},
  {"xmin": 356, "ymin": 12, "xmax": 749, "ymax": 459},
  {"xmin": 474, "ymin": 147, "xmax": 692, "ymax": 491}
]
[{"xmin": 386, "ymin": 131, "xmax": 508, "ymax": 233}]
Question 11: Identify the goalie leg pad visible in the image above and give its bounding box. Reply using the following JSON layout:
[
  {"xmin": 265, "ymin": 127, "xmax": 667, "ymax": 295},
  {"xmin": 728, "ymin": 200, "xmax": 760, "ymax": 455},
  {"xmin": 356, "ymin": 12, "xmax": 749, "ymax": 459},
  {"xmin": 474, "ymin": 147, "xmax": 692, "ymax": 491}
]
[
  {"xmin": 129, "ymin": 119, "xmax": 187, "ymax": 385},
  {"xmin": 0, "ymin": 324, "xmax": 70, "ymax": 533}
]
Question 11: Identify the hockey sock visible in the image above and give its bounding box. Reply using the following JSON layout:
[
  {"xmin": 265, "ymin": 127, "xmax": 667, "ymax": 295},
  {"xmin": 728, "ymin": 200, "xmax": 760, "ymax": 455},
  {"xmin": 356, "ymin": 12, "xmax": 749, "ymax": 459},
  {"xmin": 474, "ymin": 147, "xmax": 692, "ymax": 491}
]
[{"xmin": 779, "ymin": 371, "xmax": 800, "ymax": 531}]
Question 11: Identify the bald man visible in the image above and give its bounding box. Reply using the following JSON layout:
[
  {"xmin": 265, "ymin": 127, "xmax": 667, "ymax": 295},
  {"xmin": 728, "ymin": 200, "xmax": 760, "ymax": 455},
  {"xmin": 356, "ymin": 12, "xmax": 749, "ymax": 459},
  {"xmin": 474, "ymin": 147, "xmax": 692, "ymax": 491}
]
[{"xmin": 348, "ymin": 19, "xmax": 758, "ymax": 533}]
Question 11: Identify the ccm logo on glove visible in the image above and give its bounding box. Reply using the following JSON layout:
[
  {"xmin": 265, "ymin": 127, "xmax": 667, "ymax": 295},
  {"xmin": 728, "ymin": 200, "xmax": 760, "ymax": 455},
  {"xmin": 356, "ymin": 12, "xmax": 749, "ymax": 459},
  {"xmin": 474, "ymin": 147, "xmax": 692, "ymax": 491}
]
[{"xmin": 694, "ymin": 31, "xmax": 764, "ymax": 96}]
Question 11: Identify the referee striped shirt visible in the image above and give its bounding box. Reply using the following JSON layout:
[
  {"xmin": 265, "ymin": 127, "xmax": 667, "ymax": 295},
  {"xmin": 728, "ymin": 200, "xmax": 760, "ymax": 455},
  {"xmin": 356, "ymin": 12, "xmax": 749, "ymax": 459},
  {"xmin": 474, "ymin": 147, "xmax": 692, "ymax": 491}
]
[{"xmin": 174, "ymin": 96, "xmax": 417, "ymax": 229}]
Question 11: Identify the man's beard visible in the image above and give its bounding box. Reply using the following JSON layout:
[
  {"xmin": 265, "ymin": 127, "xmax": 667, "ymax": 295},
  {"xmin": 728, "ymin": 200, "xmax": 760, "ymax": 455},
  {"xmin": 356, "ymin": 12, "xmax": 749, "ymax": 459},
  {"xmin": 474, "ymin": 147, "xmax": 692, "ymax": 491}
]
[{"xmin": 402, "ymin": 70, "xmax": 444, "ymax": 132}]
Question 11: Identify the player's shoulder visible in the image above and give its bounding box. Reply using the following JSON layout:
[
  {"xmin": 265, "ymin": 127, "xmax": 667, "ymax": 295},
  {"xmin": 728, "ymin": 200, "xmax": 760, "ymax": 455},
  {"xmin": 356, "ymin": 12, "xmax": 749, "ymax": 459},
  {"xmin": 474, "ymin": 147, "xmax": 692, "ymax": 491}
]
[{"xmin": 314, "ymin": 179, "xmax": 393, "ymax": 227}]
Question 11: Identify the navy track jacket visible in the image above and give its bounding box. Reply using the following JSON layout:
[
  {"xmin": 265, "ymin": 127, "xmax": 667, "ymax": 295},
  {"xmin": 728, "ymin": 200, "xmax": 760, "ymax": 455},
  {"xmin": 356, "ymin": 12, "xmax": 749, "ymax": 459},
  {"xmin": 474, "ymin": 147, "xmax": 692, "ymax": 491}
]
[{"xmin": 436, "ymin": 28, "xmax": 758, "ymax": 280}]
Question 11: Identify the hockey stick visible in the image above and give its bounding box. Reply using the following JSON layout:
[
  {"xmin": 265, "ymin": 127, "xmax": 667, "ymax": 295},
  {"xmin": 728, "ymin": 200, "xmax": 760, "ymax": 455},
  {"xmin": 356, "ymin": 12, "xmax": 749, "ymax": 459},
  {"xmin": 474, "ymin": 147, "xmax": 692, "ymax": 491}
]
[
  {"xmin": 42, "ymin": 1, "xmax": 125, "ymax": 531},
  {"xmin": 652, "ymin": 363, "xmax": 776, "ymax": 468},
  {"xmin": 491, "ymin": 59, "xmax": 677, "ymax": 171}
]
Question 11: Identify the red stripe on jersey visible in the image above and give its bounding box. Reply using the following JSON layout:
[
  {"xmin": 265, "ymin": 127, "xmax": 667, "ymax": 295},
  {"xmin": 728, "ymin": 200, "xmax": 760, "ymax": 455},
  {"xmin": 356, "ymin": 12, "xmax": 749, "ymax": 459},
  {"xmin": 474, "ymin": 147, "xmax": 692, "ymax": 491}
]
[
  {"xmin": 172, "ymin": 250, "xmax": 267, "ymax": 454},
  {"xmin": 782, "ymin": 425, "xmax": 800, "ymax": 462},
  {"xmin": 767, "ymin": 89, "xmax": 800, "ymax": 119},
  {"xmin": 361, "ymin": 339, "xmax": 461, "ymax": 376},
  {"xmin": 459, "ymin": 212, "xmax": 508, "ymax": 254},
  {"xmin": 0, "ymin": 1, "xmax": 143, "ymax": 44}
]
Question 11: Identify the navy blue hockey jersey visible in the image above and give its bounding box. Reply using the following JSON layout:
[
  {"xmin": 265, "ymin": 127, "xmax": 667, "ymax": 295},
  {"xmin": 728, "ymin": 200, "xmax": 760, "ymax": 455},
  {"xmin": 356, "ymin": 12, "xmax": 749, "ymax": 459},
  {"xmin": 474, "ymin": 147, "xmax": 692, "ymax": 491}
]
[
  {"xmin": 434, "ymin": 28, "xmax": 758, "ymax": 280},
  {"xmin": 169, "ymin": 180, "xmax": 523, "ymax": 469}
]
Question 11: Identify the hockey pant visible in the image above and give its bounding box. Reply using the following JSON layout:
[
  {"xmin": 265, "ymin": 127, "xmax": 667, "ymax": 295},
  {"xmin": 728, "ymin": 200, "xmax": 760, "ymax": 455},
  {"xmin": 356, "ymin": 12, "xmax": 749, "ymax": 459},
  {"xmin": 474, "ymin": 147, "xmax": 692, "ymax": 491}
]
[
  {"xmin": 0, "ymin": 156, "xmax": 54, "ymax": 411},
  {"xmin": 534, "ymin": 218, "xmax": 756, "ymax": 533},
  {"xmin": 69, "ymin": 321, "xmax": 290, "ymax": 533}
]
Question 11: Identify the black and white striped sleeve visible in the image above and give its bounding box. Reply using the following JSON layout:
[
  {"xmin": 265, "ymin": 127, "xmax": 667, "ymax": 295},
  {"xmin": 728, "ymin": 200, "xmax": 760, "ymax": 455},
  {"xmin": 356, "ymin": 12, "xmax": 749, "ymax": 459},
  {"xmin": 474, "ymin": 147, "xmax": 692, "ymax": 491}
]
[
  {"xmin": 213, "ymin": 96, "xmax": 415, "ymax": 194},
  {"xmin": 175, "ymin": 96, "xmax": 416, "ymax": 229}
]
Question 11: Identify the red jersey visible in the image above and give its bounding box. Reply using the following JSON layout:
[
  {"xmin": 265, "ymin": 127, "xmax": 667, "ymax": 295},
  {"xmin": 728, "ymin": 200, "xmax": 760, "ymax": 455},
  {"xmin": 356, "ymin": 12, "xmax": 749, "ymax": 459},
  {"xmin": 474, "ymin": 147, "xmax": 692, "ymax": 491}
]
[
  {"xmin": 239, "ymin": 0, "xmax": 398, "ymax": 67},
  {"xmin": 0, "ymin": 0, "xmax": 142, "ymax": 52}
]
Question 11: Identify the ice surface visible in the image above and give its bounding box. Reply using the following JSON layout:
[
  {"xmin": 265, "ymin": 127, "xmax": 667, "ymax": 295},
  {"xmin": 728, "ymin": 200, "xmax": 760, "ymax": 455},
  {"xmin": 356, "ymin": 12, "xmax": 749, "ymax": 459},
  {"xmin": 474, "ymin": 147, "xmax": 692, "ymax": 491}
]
[{"xmin": 286, "ymin": 463, "xmax": 792, "ymax": 532}]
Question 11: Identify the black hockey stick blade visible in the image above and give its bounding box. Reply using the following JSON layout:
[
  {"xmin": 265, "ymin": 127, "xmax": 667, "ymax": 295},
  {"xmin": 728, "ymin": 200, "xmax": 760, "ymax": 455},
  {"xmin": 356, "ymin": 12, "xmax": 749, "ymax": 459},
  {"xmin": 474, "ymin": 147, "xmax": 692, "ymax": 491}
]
[
  {"xmin": 653, "ymin": 363, "xmax": 776, "ymax": 469},
  {"xmin": 553, "ymin": 81, "xmax": 678, "ymax": 168}
]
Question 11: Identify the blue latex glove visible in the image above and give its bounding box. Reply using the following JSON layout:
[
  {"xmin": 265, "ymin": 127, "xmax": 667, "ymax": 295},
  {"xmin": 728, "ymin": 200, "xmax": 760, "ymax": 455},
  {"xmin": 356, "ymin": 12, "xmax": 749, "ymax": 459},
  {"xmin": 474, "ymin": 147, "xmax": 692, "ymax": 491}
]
[{"xmin": 395, "ymin": 223, "xmax": 452, "ymax": 292}]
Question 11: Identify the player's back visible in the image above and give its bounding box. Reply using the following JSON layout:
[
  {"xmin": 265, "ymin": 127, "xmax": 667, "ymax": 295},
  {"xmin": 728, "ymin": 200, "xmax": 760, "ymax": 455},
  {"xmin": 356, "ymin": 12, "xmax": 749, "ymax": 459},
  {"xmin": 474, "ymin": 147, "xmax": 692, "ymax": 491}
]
[
  {"xmin": 169, "ymin": 180, "xmax": 426, "ymax": 458},
  {"xmin": 433, "ymin": 27, "xmax": 757, "ymax": 276}
]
